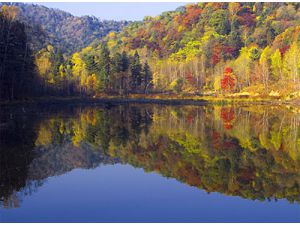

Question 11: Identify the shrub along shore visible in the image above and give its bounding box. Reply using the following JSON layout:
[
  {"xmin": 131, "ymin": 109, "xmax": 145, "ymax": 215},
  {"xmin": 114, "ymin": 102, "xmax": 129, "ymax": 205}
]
[{"xmin": 0, "ymin": 93, "xmax": 299, "ymax": 108}]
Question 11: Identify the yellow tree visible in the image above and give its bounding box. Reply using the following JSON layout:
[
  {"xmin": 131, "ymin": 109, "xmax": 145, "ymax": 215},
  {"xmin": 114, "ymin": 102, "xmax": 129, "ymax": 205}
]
[
  {"xmin": 35, "ymin": 46, "xmax": 55, "ymax": 92},
  {"xmin": 233, "ymin": 47, "xmax": 251, "ymax": 90},
  {"xmin": 86, "ymin": 74, "xmax": 97, "ymax": 95},
  {"xmin": 259, "ymin": 46, "xmax": 272, "ymax": 89},
  {"xmin": 71, "ymin": 52, "xmax": 87, "ymax": 94},
  {"xmin": 270, "ymin": 49, "xmax": 283, "ymax": 81},
  {"xmin": 283, "ymin": 42, "xmax": 300, "ymax": 84},
  {"xmin": 35, "ymin": 53, "xmax": 52, "ymax": 76},
  {"xmin": 1, "ymin": 5, "xmax": 18, "ymax": 21}
]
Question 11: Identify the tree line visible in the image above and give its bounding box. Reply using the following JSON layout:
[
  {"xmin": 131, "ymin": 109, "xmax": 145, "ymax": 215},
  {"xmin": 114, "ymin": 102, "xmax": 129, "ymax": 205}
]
[{"xmin": 35, "ymin": 43, "xmax": 153, "ymax": 96}]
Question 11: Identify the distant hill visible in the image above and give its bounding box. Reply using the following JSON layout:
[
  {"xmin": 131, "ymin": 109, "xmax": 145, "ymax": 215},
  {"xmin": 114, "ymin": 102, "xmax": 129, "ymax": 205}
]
[{"xmin": 0, "ymin": 3, "xmax": 129, "ymax": 54}]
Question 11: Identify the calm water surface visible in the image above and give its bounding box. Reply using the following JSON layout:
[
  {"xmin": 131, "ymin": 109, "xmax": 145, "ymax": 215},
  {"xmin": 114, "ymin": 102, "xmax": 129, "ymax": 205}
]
[{"xmin": 0, "ymin": 103, "xmax": 299, "ymax": 222}]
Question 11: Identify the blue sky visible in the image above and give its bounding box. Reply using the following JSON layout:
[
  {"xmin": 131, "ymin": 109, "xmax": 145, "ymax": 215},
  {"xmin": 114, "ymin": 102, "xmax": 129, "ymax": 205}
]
[{"xmin": 34, "ymin": 2, "xmax": 186, "ymax": 21}]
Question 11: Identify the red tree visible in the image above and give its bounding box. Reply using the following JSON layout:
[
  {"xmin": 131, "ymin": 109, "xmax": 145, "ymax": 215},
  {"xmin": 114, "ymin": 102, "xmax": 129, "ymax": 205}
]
[
  {"xmin": 185, "ymin": 72, "xmax": 196, "ymax": 85},
  {"xmin": 182, "ymin": 5, "xmax": 202, "ymax": 27},
  {"xmin": 221, "ymin": 67, "xmax": 236, "ymax": 92},
  {"xmin": 211, "ymin": 44, "xmax": 222, "ymax": 66}
]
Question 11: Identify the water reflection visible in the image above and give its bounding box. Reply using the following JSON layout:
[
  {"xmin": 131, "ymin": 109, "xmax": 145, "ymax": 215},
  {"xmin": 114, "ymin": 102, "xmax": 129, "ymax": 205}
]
[{"xmin": 0, "ymin": 104, "xmax": 299, "ymax": 208}]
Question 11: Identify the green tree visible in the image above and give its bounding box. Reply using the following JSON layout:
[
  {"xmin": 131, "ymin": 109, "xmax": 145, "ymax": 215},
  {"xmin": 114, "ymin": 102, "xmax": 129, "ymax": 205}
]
[
  {"xmin": 96, "ymin": 43, "xmax": 110, "ymax": 91},
  {"xmin": 209, "ymin": 9, "xmax": 230, "ymax": 35},
  {"xmin": 52, "ymin": 48, "xmax": 64, "ymax": 76},
  {"xmin": 84, "ymin": 54, "xmax": 97, "ymax": 74},
  {"xmin": 142, "ymin": 61, "xmax": 153, "ymax": 93},
  {"xmin": 111, "ymin": 52, "xmax": 123, "ymax": 73},
  {"xmin": 121, "ymin": 51, "xmax": 129, "ymax": 72},
  {"xmin": 130, "ymin": 51, "xmax": 142, "ymax": 92}
]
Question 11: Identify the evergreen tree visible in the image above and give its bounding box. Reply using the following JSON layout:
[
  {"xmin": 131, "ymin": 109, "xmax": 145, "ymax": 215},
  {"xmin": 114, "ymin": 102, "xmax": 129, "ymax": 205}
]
[
  {"xmin": 110, "ymin": 51, "xmax": 131, "ymax": 95},
  {"xmin": 142, "ymin": 61, "xmax": 152, "ymax": 93},
  {"xmin": 120, "ymin": 51, "xmax": 130, "ymax": 95},
  {"xmin": 52, "ymin": 48, "xmax": 64, "ymax": 75},
  {"xmin": 84, "ymin": 54, "xmax": 97, "ymax": 74},
  {"xmin": 95, "ymin": 43, "xmax": 110, "ymax": 91},
  {"xmin": 121, "ymin": 51, "xmax": 129, "ymax": 72},
  {"xmin": 111, "ymin": 52, "xmax": 123, "ymax": 73},
  {"xmin": 130, "ymin": 51, "xmax": 142, "ymax": 92}
]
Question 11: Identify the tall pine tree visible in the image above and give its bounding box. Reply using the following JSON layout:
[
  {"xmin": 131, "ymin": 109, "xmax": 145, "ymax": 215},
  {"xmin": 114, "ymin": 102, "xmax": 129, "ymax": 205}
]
[
  {"xmin": 130, "ymin": 51, "xmax": 142, "ymax": 92},
  {"xmin": 142, "ymin": 61, "xmax": 152, "ymax": 93},
  {"xmin": 96, "ymin": 42, "xmax": 110, "ymax": 91}
]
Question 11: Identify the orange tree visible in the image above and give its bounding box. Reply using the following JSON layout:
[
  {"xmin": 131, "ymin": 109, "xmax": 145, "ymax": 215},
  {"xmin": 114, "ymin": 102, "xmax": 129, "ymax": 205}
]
[{"xmin": 221, "ymin": 67, "xmax": 236, "ymax": 92}]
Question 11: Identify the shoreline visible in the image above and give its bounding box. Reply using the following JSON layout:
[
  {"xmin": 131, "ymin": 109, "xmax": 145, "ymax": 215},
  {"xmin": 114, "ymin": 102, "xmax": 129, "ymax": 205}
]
[{"xmin": 0, "ymin": 95, "xmax": 299, "ymax": 107}]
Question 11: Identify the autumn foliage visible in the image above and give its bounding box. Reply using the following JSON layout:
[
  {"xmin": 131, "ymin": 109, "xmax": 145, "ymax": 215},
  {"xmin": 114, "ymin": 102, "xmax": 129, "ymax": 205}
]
[
  {"xmin": 221, "ymin": 67, "xmax": 236, "ymax": 92},
  {"xmin": 185, "ymin": 72, "xmax": 196, "ymax": 85},
  {"xmin": 220, "ymin": 107, "xmax": 235, "ymax": 130},
  {"xmin": 2, "ymin": 3, "xmax": 300, "ymax": 100}
]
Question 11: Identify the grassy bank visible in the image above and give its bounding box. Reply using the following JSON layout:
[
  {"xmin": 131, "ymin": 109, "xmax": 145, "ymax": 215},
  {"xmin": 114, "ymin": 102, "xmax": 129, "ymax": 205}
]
[
  {"xmin": 0, "ymin": 93, "xmax": 299, "ymax": 107},
  {"xmin": 0, "ymin": 96, "xmax": 208, "ymax": 107},
  {"xmin": 116, "ymin": 93, "xmax": 300, "ymax": 106}
]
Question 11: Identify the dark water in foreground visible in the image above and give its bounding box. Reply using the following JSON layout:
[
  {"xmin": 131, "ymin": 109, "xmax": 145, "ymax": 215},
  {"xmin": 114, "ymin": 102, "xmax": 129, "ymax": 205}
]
[{"xmin": 0, "ymin": 103, "xmax": 299, "ymax": 222}]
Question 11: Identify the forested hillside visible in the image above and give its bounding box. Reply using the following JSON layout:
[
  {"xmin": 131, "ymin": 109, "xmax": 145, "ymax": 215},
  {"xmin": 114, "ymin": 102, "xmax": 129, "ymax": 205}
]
[
  {"xmin": 101, "ymin": 2, "xmax": 300, "ymax": 98},
  {"xmin": 1, "ymin": 2, "xmax": 300, "ymax": 101},
  {"xmin": 43, "ymin": 2, "xmax": 299, "ymax": 100},
  {"xmin": 0, "ymin": 3, "xmax": 129, "ymax": 101},
  {"xmin": 0, "ymin": 3, "xmax": 128, "ymax": 54}
]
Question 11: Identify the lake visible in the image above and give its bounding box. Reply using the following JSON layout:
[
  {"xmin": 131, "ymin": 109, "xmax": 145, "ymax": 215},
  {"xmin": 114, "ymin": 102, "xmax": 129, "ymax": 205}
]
[{"xmin": 0, "ymin": 103, "xmax": 299, "ymax": 222}]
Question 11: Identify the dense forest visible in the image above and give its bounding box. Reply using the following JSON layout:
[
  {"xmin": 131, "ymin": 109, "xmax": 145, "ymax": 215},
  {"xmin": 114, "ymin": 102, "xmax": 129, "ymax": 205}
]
[
  {"xmin": 0, "ymin": 5, "xmax": 36, "ymax": 100},
  {"xmin": 1, "ymin": 2, "xmax": 300, "ymax": 101},
  {"xmin": 104, "ymin": 2, "xmax": 300, "ymax": 99}
]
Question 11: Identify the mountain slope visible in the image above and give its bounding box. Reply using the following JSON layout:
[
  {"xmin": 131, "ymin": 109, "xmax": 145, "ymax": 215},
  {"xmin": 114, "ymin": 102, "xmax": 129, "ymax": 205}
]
[
  {"xmin": 100, "ymin": 2, "xmax": 300, "ymax": 96},
  {"xmin": 107, "ymin": 2, "xmax": 300, "ymax": 58},
  {"xmin": 0, "ymin": 3, "xmax": 129, "ymax": 54}
]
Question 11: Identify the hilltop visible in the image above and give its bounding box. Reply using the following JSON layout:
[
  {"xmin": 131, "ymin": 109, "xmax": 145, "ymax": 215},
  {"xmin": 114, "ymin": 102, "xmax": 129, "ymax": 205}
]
[{"xmin": 0, "ymin": 2, "xmax": 129, "ymax": 53}]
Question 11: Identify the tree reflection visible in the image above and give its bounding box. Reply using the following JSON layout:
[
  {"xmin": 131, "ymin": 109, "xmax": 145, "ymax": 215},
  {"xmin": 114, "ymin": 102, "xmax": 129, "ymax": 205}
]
[
  {"xmin": 0, "ymin": 104, "xmax": 299, "ymax": 208},
  {"xmin": 0, "ymin": 111, "xmax": 38, "ymax": 208}
]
